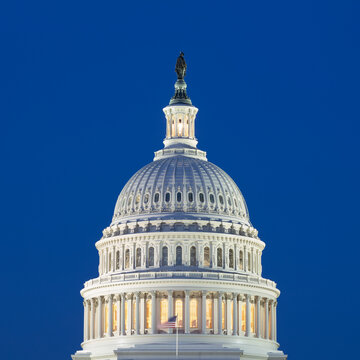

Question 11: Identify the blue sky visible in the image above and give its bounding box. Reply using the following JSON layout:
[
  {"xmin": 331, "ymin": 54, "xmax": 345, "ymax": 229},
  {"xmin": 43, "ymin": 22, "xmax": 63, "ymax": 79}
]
[{"xmin": 0, "ymin": 1, "xmax": 359, "ymax": 359}]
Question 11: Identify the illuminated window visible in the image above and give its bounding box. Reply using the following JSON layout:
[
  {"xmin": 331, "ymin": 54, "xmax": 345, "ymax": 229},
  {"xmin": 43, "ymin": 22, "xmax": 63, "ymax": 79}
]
[
  {"xmin": 162, "ymin": 246, "xmax": 168, "ymax": 266},
  {"xmin": 241, "ymin": 303, "xmax": 246, "ymax": 332},
  {"xmin": 199, "ymin": 193, "xmax": 204, "ymax": 203},
  {"xmin": 206, "ymin": 298, "xmax": 213, "ymax": 328},
  {"xmin": 230, "ymin": 300, "xmax": 234, "ymax": 331},
  {"xmin": 125, "ymin": 249, "xmax": 130, "ymax": 269},
  {"xmin": 188, "ymin": 192, "xmax": 193, "ymax": 202},
  {"xmin": 184, "ymin": 118, "xmax": 189, "ymax": 137},
  {"xmin": 148, "ymin": 247, "xmax": 154, "ymax": 267},
  {"xmin": 172, "ymin": 119, "xmax": 175, "ymax": 136},
  {"xmin": 239, "ymin": 250, "xmax": 244, "ymax": 270},
  {"xmin": 124, "ymin": 301, "xmax": 128, "ymax": 330},
  {"xmin": 178, "ymin": 119, "xmax": 183, "ymax": 136},
  {"xmin": 229, "ymin": 249, "xmax": 234, "ymax": 268},
  {"xmin": 136, "ymin": 248, "xmax": 141, "ymax": 267},
  {"xmin": 176, "ymin": 246, "xmax": 182, "ymax": 265},
  {"xmin": 217, "ymin": 248, "xmax": 223, "ymax": 267},
  {"xmin": 154, "ymin": 193, "xmax": 160, "ymax": 203},
  {"xmin": 113, "ymin": 303, "xmax": 117, "ymax": 331},
  {"xmin": 251, "ymin": 303, "xmax": 255, "ymax": 333},
  {"xmin": 165, "ymin": 192, "xmax": 171, "ymax": 203},
  {"xmin": 203, "ymin": 247, "xmax": 210, "ymax": 267},
  {"xmin": 175, "ymin": 298, "xmax": 183, "ymax": 327},
  {"xmin": 268, "ymin": 304, "xmax": 272, "ymax": 339},
  {"xmin": 190, "ymin": 246, "xmax": 196, "ymax": 266},
  {"xmin": 177, "ymin": 192, "xmax": 182, "ymax": 202},
  {"xmin": 145, "ymin": 298, "xmax": 151, "ymax": 329},
  {"xmin": 190, "ymin": 298, "xmax": 198, "ymax": 328},
  {"xmin": 160, "ymin": 298, "xmax": 168, "ymax": 325},
  {"xmin": 116, "ymin": 250, "xmax": 120, "ymax": 270},
  {"xmin": 222, "ymin": 299, "xmax": 226, "ymax": 330}
]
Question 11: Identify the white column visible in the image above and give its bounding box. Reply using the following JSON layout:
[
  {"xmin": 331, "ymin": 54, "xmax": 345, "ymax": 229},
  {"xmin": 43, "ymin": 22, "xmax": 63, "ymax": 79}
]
[
  {"xmin": 185, "ymin": 291, "xmax": 190, "ymax": 334},
  {"xmin": 83, "ymin": 300, "xmax": 89, "ymax": 341},
  {"xmin": 135, "ymin": 293, "xmax": 140, "ymax": 335},
  {"xmin": 265, "ymin": 298, "xmax": 269, "ymax": 339},
  {"xmin": 116, "ymin": 295, "xmax": 121, "ymax": 336},
  {"xmin": 168, "ymin": 291, "xmax": 173, "ymax": 334},
  {"xmin": 90, "ymin": 298, "xmax": 95, "ymax": 339},
  {"xmin": 274, "ymin": 301, "xmax": 277, "ymax": 341},
  {"xmin": 226, "ymin": 296, "xmax": 231, "ymax": 335},
  {"xmin": 151, "ymin": 291, "xmax": 156, "ymax": 334},
  {"xmin": 120, "ymin": 293, "xmax": 125, "ymax": 335},
  {"xmin": 271, "ymin": 300, "xmax": 275, "ymax": 340},
  {"xmin": 140, "ymin": 294, "xmax": 145, "ymax": 334},
  {"xmin": 201, "ymin": 291, "xmax": 207, "ymax": 334},
  {"xmin": 127, "ymin": 295, "xmax": 132, "ymax": 335},
  {"xmin": 233, "ymin": 294, "xmax": 238, "ymax": 335},
  {"xmin": 245, "ymin": 295, "xmax": 251, "ymax": 337},
  {"xmin": 256, "ymin": 296, "xmax": 261, "ymax": 338},
  {"xmin": 238, "ymin": 296, "xmax": 243, "ymax": 335},
  {"xmin": 107, "ymin": 295, "xmax": 113, "ymax": 337},
  {"xmin": 97, "ymin": 297, "xmax": 102, "ymax": 338},
  {"xmin": 218, "ymin": 292, "xmax": 223, "ymax": 335}
]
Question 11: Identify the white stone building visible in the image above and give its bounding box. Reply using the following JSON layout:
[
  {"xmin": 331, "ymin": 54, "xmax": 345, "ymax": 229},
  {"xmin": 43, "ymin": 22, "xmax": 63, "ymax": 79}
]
[{"xmin": 71, "ymin": 54, "xmax": 287, "ymax": 360}]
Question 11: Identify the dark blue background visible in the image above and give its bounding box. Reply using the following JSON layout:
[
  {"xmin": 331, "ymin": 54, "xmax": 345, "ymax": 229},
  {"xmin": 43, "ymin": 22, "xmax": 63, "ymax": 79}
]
[{"xmin": 1, "ymin": 1, "xmax": 359, "ymax": 359}]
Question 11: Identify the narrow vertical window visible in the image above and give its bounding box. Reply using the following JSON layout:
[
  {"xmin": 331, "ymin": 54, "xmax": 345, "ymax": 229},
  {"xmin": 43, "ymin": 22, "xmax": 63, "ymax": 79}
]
[
  {"xmin": 203, "ymin": 246, "xmax": 210, "ymax": 267},
  {"xmin": 176, "ymin": 246, "xmax": 182, "ymax": 266},
  {"xmin": 175, "ymin": 298, "xmax": 183, "ymax": 327},
  {"xmin": 222, "ymin": 299, "xmax": 226, "ymax": 330},
  {"xmin": 229, "ymin": 249, "xmax": 234, "ymax": 268},
  {"xmin": 248, "ymin": 252, "xmax": 251, "ymax": 271},
  {"xmin": 165, "ymin": 192, "xmax": 171, "ymax": 203},
  {"xmin": 209, "ymin": 194, "xmax": 215, "ymax": 203},
  {"xmin": 217, "ymin": 248, "xmax": 223, "ymax": 267},
  {"xmin": 136, "ymin": 248, "xmax": 141, "ymax": 267},
  {"xmin": 160, "ymin": 298, "xmax": 168, "ymax": 326},
  {"xmin": 162, "ymin": 246, "xmax": 168, "ymax": 266},
  {"xmin": 125, "ymin": 249, "xmax": 130, "ymax": 269},
  {"xmin": 241, "ymin": 303, "xmax": 246, "ymax": 332},
  {"xmin": 251, "ymin": 303, "xmax": 255, "ymax": 333},
  {"xmin": 116, "ymin": 250, "xmax": 120, "ymax": 270},
  {"xmin": 108, "ymin": 253, "xmax": 112, "ymax": 272},
  {"xmin": 199, "ymin": 193, "xmax": 205, "ymax": 203},
  {"xmin": 177, "ymin": 192, "xmax": 182, "ymax": 202},
  {"xmin": 206, "ymin": 298, "xmax": 213, "ymax": 329},
  {"xmin": 190, "ymin": 298, "xmax": 198, "ymax": 328},
  {"xmin": 239, "ymin": 250, "xmax": 244, "ymax": 270},
  {"xmin": 190, "ymin": 246, "xmax": 196, "ymax": 266},
  {"xmin": 188, "ymin": 192, "xmax": 193, "ymax": 202},
  {"xmin": 113, "ymin": 302, "xmax": 117, "ymax": 331},
  {"xmin": 145, "ymin": 298, "xmax": 151, "ymax": 329},
  {"xmin": 148, "ymin": 247, "xmax": 154, "ymax": 267},
  {"xmin": 154, "ymin": 193, "xmax": 160, "ymax": 203}
]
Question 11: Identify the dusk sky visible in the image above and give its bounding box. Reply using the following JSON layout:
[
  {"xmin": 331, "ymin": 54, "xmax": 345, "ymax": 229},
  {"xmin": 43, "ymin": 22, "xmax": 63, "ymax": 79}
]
[{"xmin": 1, "ymin": 1, "xmax": 359, "ymax": 359}]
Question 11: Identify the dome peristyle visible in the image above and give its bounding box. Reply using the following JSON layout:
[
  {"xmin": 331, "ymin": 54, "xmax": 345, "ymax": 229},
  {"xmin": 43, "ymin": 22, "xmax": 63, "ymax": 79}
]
[{"xmin": 112, "ymin": 155, "xmax": 250, "ymax": 226}]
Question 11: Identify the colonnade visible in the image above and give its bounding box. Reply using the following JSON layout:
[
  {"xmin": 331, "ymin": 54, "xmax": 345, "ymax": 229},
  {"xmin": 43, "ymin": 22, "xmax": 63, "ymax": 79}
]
[{"xmin": 83, "ymin": 291, "xmax": 277, "ymax": 343}]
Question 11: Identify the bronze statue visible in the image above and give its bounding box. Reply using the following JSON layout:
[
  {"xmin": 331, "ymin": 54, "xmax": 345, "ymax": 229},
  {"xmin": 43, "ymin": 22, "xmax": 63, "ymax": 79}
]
[{"xmin": 175, "ymin": 52, "xmax": 187, "ymax": 80}]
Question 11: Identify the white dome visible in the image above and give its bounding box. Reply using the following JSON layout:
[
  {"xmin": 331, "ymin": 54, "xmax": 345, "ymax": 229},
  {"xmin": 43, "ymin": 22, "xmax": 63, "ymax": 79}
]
[{"xmin": 112, "ymin": 155, "xmax": 250, "ymax": 226}]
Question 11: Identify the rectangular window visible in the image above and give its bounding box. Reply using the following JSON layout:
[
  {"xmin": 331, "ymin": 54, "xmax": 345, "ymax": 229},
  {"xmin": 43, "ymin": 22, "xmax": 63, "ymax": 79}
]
[
  {"xmin": 175, "ymin": 299, "xmax": 183, "ymax": 327},
  {"xmin": 251, "ymin": 303, "xmax": 255, "ymax": 333},
  {"xmin": 160, "ymin": 298, "xmax": 168, "ymax": 325},
  {"xmin": 241, "ymin": 303, "xmax": 246, "ymax": 332},
  {"xmin": 206, "ymin": 298, "xmax": 213, "ymax": 329},
  {"xmin": 145, "ymin": 299, "xmax": 151, "ymax": 329},
  {"xmin": 113, "ymin": 303, "xmax": 117, "ymax": 331},
  {"xmin": 124, "ymin": 301, "xmax": 128, "ymax": 331},
  {"xmin": 190, "ymin": 298, "xmax": 198, "ymax": 328},
  {"xmin": 230, "ymin": 301, "xmax": 234, "ymax": 331},
  {"xmin": 104, "ymin": 304, "xmax": 108, "ymax": 333},
  {"xmin": 132, "ymin": 300, "xmax": 136, "ymax": 330},
  {"xmin": 222, "ymin": 299, "xmax": 226, "ymax": 330}
]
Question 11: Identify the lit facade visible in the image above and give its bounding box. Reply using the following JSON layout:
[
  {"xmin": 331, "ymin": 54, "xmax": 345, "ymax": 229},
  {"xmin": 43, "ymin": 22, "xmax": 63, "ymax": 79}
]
[{"xmin": 71, "ymin": 54, "xmax": 287, "ymax": 360}]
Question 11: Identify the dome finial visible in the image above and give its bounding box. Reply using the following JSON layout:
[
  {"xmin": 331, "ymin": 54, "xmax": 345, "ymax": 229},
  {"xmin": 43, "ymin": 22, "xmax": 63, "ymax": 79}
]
[{"xmin": 170, "ymin": 52, "xmax": 192, "ymax": 105}]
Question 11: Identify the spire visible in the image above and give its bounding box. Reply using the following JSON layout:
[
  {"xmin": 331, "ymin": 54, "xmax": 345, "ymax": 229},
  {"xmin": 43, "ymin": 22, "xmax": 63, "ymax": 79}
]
[{"xmin": 170, "ymin": 52, "xmax": 192, "ymax": 105}]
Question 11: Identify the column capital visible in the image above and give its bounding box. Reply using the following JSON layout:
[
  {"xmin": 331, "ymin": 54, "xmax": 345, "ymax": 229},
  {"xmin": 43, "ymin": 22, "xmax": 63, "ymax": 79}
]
[{"xmin": 185, "ymin": 290, "xmax": 190, "ymax": 297}]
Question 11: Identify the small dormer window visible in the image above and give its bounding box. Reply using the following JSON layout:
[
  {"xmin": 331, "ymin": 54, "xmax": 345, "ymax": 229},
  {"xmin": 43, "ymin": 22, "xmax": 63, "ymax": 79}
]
[
  {"xmin": 128, "ymin": 196, "xmax": 132, "ymax": 206},
  {"xmin": 219, "ymin": 195, "xmax": 224, "ymax": 205},
  {"xmin": 135, "ymin": 194, "xmax": 141, "ymax": 205},
  {"xmin": 165, "ymin": 192, "xmax": 171, "ymax": 203},
  {"xmin": 199, "ymin": 193, "xmax": 205, "ymax": 203},
  {"xmin": 227, "ymin": 197, "xmax": 231, "ymax": 206},
  {"xmin": 209, "ymin": 194, "xmax": 215, "ymax": 204},
  {"xmin": 177, "ymin": 192, "xmax": 182, "ymax": 202},
  {"xmin": 154, "ymin": 193, "xmax": 160, "ymax": 203},
  {"xmin": 188, "ymin": 192, "xmax": 194, "ymax": 202},
  {"xmin": 144, "ymin": 194, "xmax": 149, "ymax": 204}
]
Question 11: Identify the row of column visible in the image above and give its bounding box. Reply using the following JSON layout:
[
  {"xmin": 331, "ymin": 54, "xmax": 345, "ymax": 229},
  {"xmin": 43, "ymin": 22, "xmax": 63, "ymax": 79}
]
[
  {"xmin": 99, "ymin": 244, "xmax": 262, "ymax": 276},
  {"xmin": 83, "ymin": 291, "xmax": 277, "ymax": 343}
]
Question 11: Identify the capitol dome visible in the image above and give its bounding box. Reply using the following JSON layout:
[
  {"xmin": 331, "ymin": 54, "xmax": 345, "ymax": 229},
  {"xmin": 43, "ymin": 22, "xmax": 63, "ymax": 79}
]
[
  {"xmin": 72, "ymin": 53, "xmax": 287, "ymax": 360},
  {"xmin": 112, "ymin": 156, "xmax": 250, "ymax": 226}
]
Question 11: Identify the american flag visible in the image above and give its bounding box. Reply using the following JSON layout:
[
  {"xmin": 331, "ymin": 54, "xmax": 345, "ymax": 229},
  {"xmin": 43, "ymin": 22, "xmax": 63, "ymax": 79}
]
[{"xmin": 159, "ymin": 315, "xmax": 178, "ymax": 329}]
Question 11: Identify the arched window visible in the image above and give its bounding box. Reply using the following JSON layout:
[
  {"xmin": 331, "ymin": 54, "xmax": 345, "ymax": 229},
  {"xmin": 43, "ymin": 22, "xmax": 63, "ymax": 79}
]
[
  {"xmin": 148, "ymin": 247, "xmax": 154, "ymax": 267},
  {"xmin": 217, "ymin": 248, "xmax": 223, "ymax": 267},
  {"xmin": 203, "ymin": 246, "xmax": 210, "ymax": 267},
  {"xmin": 206, "ymin": 297, "xmax": 213, "ymax": 329},
  {"xmin": 209, "ymin": 194, "xmax": 215, "ymax": 203},
  {"xmin": 199, "ymin": 193, "xmax": 205, "ymax": 203},
  {"xmin": 190, "ymin": 298, "xmax": 198, "ymax": 328},
  {"xmin": 229, "ymin": 249, "xmax": 234, "ymax": 268},
  {"xmin": 165, "ymin": 192, "xmax": 171, "ymax": 203},
  {"xmin": 136, "ymin": 248, "xmax": 141, "ymax": 267},
  {"xmin": 175, "ymin": 298, "xmax": 183, "ymax": 327},
  {"xmin": 125, "ymin": 249, "xmax": 130, "ymax": 269},
  {"xmin": 188, "ymin": 192, "xmax": 193, "ymax": 202},
  {"xmin": 248, "ymin": 252, "xmax": 251, "ymax": 271},
  {"xmin": 239, "ymin": 250, "xmax": 244, "ymax": 270},
  {"xmin": 116, "ymin": 250, "xmax": 120, "ymax": 270},
  {"xmin": 177, "ymin": 192, "xmax": 182, "ymax": 202},
  {"xmin": 144, "ymin": 194, "xmax": 149, "ymax": 204},
  {"xmin": 154, "ymin": 193, "xmax": 160, "ymax": 203},
  {"xmin": 145, "ymin": 298, "xmax": 152, "ymax": 329},
  {"xmin": 176, "ymin": 246, "xmax": 182, "ymax": 266},
  {"xmin": 135, "ymin": 194, "xmax": 140, "ymax": 205},
  {"xmin": 108, "ymin": 253, "xmax": 112, "ymax": 272},
  {"xmin": 190, "ymin": 246, "xmax": 196, "ymax": 266},
  {"xmin": 162, "ymin": 246, "xmax": 168, "ymax": 266}
]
